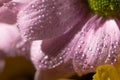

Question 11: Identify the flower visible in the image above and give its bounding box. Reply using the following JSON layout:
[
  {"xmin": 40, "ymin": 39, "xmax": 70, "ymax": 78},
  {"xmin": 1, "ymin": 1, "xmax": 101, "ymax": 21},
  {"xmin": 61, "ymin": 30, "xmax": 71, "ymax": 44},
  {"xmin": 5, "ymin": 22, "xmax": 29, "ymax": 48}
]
[
  {"xmin": 0, "ymin": 0, "xmax": 32, "ymax": 58},
  {"xmin": 0, "ymin": 0, "xmax": 120, "ymax": 79},
  {"xmin": 19, "ymin": 0, "xmax": 120, "ymax": 75},
  {"xmin": 0, "ymin": 0, "xmax": 74, "ymax": 79}
]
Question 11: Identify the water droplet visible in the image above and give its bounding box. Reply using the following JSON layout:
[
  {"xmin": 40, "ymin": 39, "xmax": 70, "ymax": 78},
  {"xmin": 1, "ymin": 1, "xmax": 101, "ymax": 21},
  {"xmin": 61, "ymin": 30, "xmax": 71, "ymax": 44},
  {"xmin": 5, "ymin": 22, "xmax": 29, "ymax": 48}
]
[
  {"xmin": 38, "ymin": 65, "xmax": 42, "ymax": 68},
  {"xmin": 44, "ymin": 56, "xmax": 48, "ymax": 59},
  {"xmin": 12, "ymin": 2, "xmax": 16, "ymax": 6},
  {"xmin": 30, "ymin": 30, "xmax": 34, "ymax": 33},
  {"xmin": 44, "ymin": 61, "xmax": 47, "ymax": 64},
  {"xmin": 114, "ymin": 59, "xmax": 117, "ymax": 62},
  {"xmin": 57, "ymin": 12, "xmax": 62, "ymax": 15},
  {"xmin": 97, "ymin": 48, "xmax": 102, "ymax": 53},
  {"xmin": 38, "ymin": 15, "xmax": 41, "ymax": 18},
  {"xmin": 82, "ymin": 54, "xmax": 85, "ymax": 57},
  {"xmin": 108, "ymin": 54, "xmax": 111, "ymax": 58},
  {"xmin": 115, "ymin": 41, "xmax": 119, "ymax": 45},
  {"xmin": 31, "ymin": 4, "xmax": 35, "ymax": 8},
  {"xmin": 59, "ymin": 57, "xmax": 63, "ymax": 60},
  {"xmin": 90, "ymin": 66, "xmax": 94, "ymax": 68},
  {"xmin": 103, "ymin": 44, "xmax": 107, "ymax": 48},
  {"xmin": 80, "ymin": 40, "xmax": 84, "ymax": 44},
  {"xmin": 111, "ymin": 51, "xmax": 115, "ymax": 54},
  {"xmin": 88, "ymin": 47, "xmax": 92, "ymax": 51},
  {"xmin": 113, "ymin": 45, "xmax": 117, "ymax": 49},
  {"xmin": 78, "ymin": 45, "xmax": 81, "ymax": 48},
  {"xmin": 111, "ymin": 63, "xmax": 113, "ymax": 65},
  {"xmin": 42, "ymin": 0, "xmax": 45, "ymax": 2},
  {"xmin": 80, "ymin": 32, "xmax": 85, "ymax": 36}
]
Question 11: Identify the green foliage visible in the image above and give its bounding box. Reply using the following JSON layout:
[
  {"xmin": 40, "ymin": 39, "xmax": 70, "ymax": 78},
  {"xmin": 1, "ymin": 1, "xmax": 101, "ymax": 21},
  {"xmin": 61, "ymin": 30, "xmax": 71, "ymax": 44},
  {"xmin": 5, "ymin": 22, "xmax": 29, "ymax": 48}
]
[{"xmin": 88, "ymin": 0, "xmax": 120, "ymax": 17}]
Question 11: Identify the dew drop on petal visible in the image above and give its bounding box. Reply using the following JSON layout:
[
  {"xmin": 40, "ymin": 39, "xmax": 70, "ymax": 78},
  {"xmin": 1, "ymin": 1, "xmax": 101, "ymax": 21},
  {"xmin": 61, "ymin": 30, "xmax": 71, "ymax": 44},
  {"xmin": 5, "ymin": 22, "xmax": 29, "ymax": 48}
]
[
  {"xmin": 72, "ymin": 16, "xmax": 120, "ymax": 75},
  {"xmin": 17, "ymin": 0, "xmax": 82, "ymax": 40}
]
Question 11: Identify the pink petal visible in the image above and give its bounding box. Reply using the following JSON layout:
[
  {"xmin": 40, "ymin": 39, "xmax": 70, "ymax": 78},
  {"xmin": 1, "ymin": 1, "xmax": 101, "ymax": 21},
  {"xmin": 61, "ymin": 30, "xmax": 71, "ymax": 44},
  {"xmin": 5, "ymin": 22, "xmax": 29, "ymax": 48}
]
[
  {"xmin": 0, "ymin": 0, "xmax": 11, "ymax": 3},
  {"xmin": 12, "ymin": 0, "xmax": 31, "ymax": 3},
  {"xmin": 11, "ymin": 0, "xmax": 33, "ymax": 9},
  {"xmin": 0, "ymin": 0, "xmax": 12, "ymax": 6},
  {"xmin": 72, "ymin": 15, "xmax": 120, "ymax": 75},
  {"xmin": 34, "ymin": 62, "xmax": 74, "ymax": 80},
  {"xmin": 30, "ymin": 13, "xmax": 91, "ymax": 69},
  {"xmin": 31, "ymin": 37, "xmax": 75, "ymax": 69},
  {"xmin": 17, "ymin": 0, "xmax": 89, "ymax": 40},
  {"xmin": 0, "ymin": 6, "xmax": 16, "ymax": 24},
  {"xmin": 0, "ymin": 23, "xmax": 21, "ymax": 56},
  {"xmin": 15, "ymin": 40, "xmax": 31, "ymax": 58},
  {"xmin": 0, "ymin": 0, "xmax": 32, "ymax": 24},
  {"xmin": 2, "ymin": 0, "xmax": 32, "ymax": 14},
  {"xmin": 0, "ymin": 0, "xmax": 32, "ymax": 59}
]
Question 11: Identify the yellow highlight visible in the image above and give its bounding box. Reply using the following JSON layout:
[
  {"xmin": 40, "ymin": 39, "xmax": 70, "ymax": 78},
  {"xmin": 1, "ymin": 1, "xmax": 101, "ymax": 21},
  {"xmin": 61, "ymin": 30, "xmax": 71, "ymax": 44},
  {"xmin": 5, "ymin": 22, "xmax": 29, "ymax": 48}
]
[{"xmin": 93, "ymin": 65, "xmax": 120, "ymax": 80}]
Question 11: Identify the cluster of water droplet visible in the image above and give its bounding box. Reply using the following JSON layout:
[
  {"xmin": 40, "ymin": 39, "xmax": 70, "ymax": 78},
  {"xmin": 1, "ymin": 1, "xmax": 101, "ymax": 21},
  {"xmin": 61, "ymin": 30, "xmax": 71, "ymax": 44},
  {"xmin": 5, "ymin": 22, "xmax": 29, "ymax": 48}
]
[
  {"xmin": 3, "ymin": 1, "xmax": 19, "ymax": 13},
  {"xmin": 72, "ymin": 23, "xmax": 120, "ymax": 74},
  {"xmin": 2, "ymin": 0, "xmax": 120, "ymax": 75}
]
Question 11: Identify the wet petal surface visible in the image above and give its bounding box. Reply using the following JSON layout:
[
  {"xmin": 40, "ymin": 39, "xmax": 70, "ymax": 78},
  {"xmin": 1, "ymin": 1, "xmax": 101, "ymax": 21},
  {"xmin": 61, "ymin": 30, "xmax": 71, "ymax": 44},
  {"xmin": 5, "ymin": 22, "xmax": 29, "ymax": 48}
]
[
  {"xmin": 0, "ymin": 0, "xmax": 12, "ymax": 6},
  {"xmin": 17, "ymin": 0, "xmax": 87, "ymax": 40},
  {"xmin": 72, "ymin": 16, "xmax": 120, "ymax": 75},
  {"xmin": 30, "ymin": 12, "xmax": 91, "ymax": 69}
]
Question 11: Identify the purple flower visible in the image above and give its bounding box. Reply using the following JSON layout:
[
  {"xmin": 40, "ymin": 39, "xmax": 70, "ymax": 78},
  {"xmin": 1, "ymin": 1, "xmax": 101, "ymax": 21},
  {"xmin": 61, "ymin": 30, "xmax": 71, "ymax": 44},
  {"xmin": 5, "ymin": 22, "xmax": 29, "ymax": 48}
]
[
  {"xmin": 0, "ymin": 0, "xmax": 32, "ymax": 57},
  {"xmin": 0, "ymin": 0, "xmax": 120, "ymax": 76}
]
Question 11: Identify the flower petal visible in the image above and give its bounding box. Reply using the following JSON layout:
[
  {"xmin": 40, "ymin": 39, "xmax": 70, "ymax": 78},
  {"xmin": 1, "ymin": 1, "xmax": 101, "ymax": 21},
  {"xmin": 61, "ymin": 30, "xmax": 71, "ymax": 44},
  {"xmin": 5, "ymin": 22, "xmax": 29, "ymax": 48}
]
[
  {"xmin": 2, "ymin": 0, "xmax": 32, "ymax": 14},
  {"xmin": 12, "ymin": 0, "xmax": 31, "ymax": 3},
  {"xmin": 17, "ymin": 0, "xmax": 88, "ymax": 40},
  {"xmin": 0, "ymin": 6, "xmax": 16, "ymax": 24},
  {"xmin": 30, "ymin": 36, "xmax": 75, "ymax": 69},
  {"xmin": 72, "ymin": 16, "xmax": 120, "ymax": 75},
  {"xmin": 30, "ymin": 12, "xmax": 91, "ymax": 69},
  {"xmin": 0, "ymin": 0, "xmax": 30, "ymax": 24},
  {"xmin": 0, "ymin": 0, "xmax": 11, "ymax": 6},
  {"xmin": 0, "ymin": 0, "xmax": 32, "ymax": 59},
  {"xmin": 34, "ymin": 62, "xmax": 74, "ymax": 80},
  {"xmin": 0, "ymin": 23, "xmax": 21, "ymax": 56}
]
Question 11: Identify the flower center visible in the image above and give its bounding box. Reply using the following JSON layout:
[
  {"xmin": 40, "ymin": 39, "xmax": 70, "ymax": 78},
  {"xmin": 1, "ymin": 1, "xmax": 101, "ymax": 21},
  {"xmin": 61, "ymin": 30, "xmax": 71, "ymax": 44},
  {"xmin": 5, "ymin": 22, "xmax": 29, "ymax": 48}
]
[{"xmin": 88, "ymin": 0, "xmax": 120, "ymax": 17}]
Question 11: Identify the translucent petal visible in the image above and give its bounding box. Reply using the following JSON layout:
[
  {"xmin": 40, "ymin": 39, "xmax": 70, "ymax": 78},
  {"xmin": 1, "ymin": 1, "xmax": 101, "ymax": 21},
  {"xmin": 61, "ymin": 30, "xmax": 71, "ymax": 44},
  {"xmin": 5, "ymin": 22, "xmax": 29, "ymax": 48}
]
[
  {"xmin": 72, "ymin": 16, "xmax": 120, "ymax": 75},
  {"xmin": 2, "ymin": 0, "xmax": 32, "ymax": 14},
  {"xmin": 0, "ymin": 0, "xmax": 12, "ymax": 6},
  {"xmin": 0, "ymin": 6, "xmax": 16, "ymax": 24},
  {"xmin": 12, "ymin": 0, "xmax": 32, "ymax": 3},
  {"xmin": 34, "ymin": 62, "xmax": 74, "ymax": 80},
  {"xmin": 0, "ymin": 23, "xmax": 21, "ymax": 56},
  {"xmin": 17, "ymin": 0, "xmax": 88, "ymax": 40},
  {"xmin": 15, "ymin": 40, "xmax": 31, "ymax": 58},
  {"xmin": 30, "ymin": 34, "xmax": 75, "ymax": 69},
  {"xmin": 0, "ymin": 0, "xmax": 31, "ymax": 24},
  {"xmin": 30, "ymin": 12, "xmax": 90, "ymax": 69}
]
